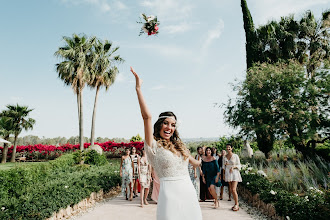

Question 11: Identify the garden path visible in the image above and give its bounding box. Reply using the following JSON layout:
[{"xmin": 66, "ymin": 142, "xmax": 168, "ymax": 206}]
[{"xmin": 71, "ymin": 194, "xmax": 253, "ymax": 220}]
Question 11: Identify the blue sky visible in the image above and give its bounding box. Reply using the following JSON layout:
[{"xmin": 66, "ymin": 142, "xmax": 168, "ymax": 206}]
[{"xmin": 0, "ymin": 0, "xmax": 329, "ymax": 140}]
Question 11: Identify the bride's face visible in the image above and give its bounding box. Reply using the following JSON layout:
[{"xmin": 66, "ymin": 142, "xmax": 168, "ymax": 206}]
[{"xmin": 159, "ymin": 117, "xmax": 176, "ymax": 140}]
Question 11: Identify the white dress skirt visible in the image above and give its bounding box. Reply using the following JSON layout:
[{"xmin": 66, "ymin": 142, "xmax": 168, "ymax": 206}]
[
  {"xmin": 158, "ymin": 176, "xmax": 201, "ymax": 220},
  {"xmin": 145, "ymin": 140, "xmax": 202, "ymax": 220}
]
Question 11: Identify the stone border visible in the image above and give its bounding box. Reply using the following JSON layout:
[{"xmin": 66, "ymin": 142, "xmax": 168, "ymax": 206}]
[
  {"xmin": 46, "ymin": 186, "xmax": 121, "ymax": 220},
  {"xmin": 238, "ymin": 185, "xmax": 284, "ymax": 220}
]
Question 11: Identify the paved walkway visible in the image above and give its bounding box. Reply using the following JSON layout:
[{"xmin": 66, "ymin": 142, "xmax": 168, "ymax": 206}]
[{"xmin": 72, "ymin": 194, "xmax": 253, "ymax": 220}]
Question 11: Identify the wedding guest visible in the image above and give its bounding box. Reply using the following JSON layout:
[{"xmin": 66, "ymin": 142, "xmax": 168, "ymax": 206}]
[
  {"xmin": 151, "ymin": 167, "xmax": 160, "ymax": 203},
  {"xmin": 138, "ymin": 148, "xmax": 152, "ymax": 207},
  {"xmin": 213, "ymin": 148, "xmax": 220, "ymax": 197},
  {"xmin": 199, "ymin": 146, "xmax": 207, "ymax": 201},
  {"xmin": 219, "ymin": 150, "xmax": 231, "ymax": 201},
  {"xmin": 202, "ymin": 147, "xmax": 221, "ymax": 208},
  {"xmin": 224, "ymin": 144, "xmax": 242, "ymax": 211},
  {"xmin": 195, "ymin": 146, "xmax": 203, "ymax": 199},
  {"xmin": 130, "ymin": 146, "xmax": 140, "ymax": 198},
  {"xmin": 120, "ymin": 148, "xmax": 134, "ymax": 201},
  {"xmin": 199, "ymin": 146, "xmax": 213, "ymax": 201},
  {"xmin": 188, "ymin": 158, "xmax": 198, "ymax": 198},
  {"xmin": 212, "ymin": 147, "xmax": 219, "ymax": 160}
]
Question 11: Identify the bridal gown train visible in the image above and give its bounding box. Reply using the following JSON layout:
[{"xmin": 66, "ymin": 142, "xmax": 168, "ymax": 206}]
[{"xmin": 145, "ymin": 140, "xmax": 203, "ymax": 220}]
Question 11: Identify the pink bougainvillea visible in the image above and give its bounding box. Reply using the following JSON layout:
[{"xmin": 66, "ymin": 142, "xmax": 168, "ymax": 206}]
[{"xmin": 0, "ymin": 141, "xmax": 144, "ymax": 160}]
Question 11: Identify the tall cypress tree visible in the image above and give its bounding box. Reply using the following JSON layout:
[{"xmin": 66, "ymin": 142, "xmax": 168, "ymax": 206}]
[
  {"xmin": 241, "ymin": 0, "xmax": 259, "ymax": 69},
  {"xmin": 239, "ymin": 0, "xmax": 275, "ymax": 156}
]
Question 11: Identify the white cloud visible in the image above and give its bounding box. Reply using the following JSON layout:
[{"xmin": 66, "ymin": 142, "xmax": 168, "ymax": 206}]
[
  {"xmin": 249, "ymin": 0, "xmax": 330, "ymax": 25},
  {"xmin": 151, "ymin": 85, "xmax": 184, "ymax": 91},
  {"xmin": 140, "ymin": 0, "xmax": 194, "ymax": 21},
  {"xmin": 151, "ymin": 85, "xmax": 166, "ymax": 90},
  {"xmin": 133, "ymin": 43, "xmax": 195, "ymax": 61},
  {"xmin": 140, "ymin": 0, "xmax": 197, "ymax": 35},
  {"xmin": 163, "ymin": 22, "xmax": 194, "ymax": 34},
  {"xmin": 115, "ymin": 1, "xmax": 127, "ymax": 10},
  {"xmin": 202, "ymin": 19, "xmax": 224, "ymax": 54},
  {"xmin": 59, "ymin": 0, "xmax": 114, "ymax": 13},
  {"xmin": 116, "ymin": 72, "xmax": 126, "ymax": 82},
  {"xmin": 10, "ymin": 96, "xmax": 22, "ymax": 102},
  {"xmin": 101, "ymin": 1, "xmax": 111, "ymax": 12}
]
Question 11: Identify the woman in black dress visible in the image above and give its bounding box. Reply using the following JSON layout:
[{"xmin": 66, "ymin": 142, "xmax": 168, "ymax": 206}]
[{"xmin": 201, "ymin": 147, "xmax": 221, "ymax": 208}]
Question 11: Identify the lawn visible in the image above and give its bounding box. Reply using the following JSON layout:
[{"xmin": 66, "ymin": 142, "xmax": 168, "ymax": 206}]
[
  {"xmin": 0, "ymin": 161, "xmax": 49, "ymax": 171},
  {"xmin": 0, "ymin": 157, "xmax": 120, "ymax": 171}
]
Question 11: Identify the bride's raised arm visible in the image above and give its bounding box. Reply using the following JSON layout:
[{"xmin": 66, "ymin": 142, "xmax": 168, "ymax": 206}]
[{"xmin": 130, "ymin": 67, "xmax": 153, "ymax": 147}]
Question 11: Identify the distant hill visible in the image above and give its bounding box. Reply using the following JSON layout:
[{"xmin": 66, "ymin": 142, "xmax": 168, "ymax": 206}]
[{"xmin": 182, "ymin": 137, "xmax": 220, "ymax": 143}]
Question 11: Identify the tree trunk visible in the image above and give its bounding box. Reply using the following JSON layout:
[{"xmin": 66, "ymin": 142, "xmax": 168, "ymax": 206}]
[
  {"xmin": 90, "ymin": 85, "xmax": 100, "ymax": 147},
  {"xmin": 256, "ymin": 130, "xmax": 274, "ymax": 158},
  {"xmin": 79, "ymin": 89, "xmax": 84, "ymax": 151},
  {"xmin": 77, "ymin": 92, "xmax": 80, "ymax": 121},
  {"xmin": 10, "ymin": 135, "xmax": 18, "ymax": 163},
  {"xmin": 1, "ymin": 135, "xmax": 10, "ymax": 164}
]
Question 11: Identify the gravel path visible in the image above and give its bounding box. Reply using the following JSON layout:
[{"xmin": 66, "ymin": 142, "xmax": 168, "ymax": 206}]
[{"xmin": 69, "ymin": 192, "xmax": 264, "ymax": 220}]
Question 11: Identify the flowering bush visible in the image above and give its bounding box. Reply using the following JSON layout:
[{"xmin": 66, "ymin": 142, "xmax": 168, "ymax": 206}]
[
  {"xmin": 0, "ymin": 141, "xmax": 144, "ymax": 161},
  {"xmin": 137, "ymin": 13, "xmax": 160, "ymax": 36},
  {"xmin": 240, "ymin": 163, "xmax": 330, "ymax": 220}
]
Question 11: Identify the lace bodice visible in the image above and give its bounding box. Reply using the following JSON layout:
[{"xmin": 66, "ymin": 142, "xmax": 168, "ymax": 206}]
[
  {"xmin": 144, "ymin": 140, "xmax": 189, "ymax": 178},
  {"xmin": 224, "ymin": 153, "xmax": 241, "ymax": 170}
]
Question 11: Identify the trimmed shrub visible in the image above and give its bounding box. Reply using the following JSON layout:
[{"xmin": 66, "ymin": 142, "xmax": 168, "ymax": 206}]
[
  {"xmin": 73, "ymin": 150, "xmax": 108, "ymax": 166},
  {"xmin": 0, "ymin": 154, "xmax": 120, "ymax": 220}
]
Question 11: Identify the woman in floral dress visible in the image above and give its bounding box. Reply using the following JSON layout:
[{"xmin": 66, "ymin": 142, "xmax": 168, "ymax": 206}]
[
  {"xmin": 139, "ymin": 149, "xmax": 152, "ymax": 207},
  {"xmin": 120, "ymin": 148, "xmax": 134, "ymax": 201}
]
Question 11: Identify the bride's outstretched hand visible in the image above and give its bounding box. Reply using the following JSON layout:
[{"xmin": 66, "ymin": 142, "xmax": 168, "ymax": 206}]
[{"xmin": 130, "ymin": 66, "xmax": 143, "ymax": 89}]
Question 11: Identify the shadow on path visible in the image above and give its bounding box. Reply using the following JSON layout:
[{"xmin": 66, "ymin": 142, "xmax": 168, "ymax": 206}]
[{"xmin": 71, "ymin": 194, "xmax": 253, "ymax": 220}]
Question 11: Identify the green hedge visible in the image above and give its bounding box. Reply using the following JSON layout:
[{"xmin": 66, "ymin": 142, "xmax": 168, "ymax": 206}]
[
  {"xmin": 0, "ymin": 154, "xmax": 121, "ymax": 220},
  {"xmin": 241, "ymin": 168, "xmax": 330, "ymax": 220}
]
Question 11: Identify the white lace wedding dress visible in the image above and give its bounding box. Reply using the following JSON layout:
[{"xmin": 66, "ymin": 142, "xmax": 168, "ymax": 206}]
[{"xmin": 145, "ymin": 140, "xmax": 202, "ymax": 220}]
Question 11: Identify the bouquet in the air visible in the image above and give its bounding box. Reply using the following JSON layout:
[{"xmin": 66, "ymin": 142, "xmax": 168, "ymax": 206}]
[{"xmin": 138, "ymin": 13, "xmax": 160, "ymax": 36}]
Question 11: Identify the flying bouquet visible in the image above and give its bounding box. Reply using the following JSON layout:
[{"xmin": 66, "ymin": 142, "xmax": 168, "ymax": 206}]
[{"xmin": 137, "ymin": 13, "xmax": 160, "ymax": 36}]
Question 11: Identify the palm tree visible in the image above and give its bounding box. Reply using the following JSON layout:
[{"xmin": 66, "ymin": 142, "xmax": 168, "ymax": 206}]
[
  {"xmin": 88, "ymin": 39, "xmax": 124, "ymax": 146},
  {"xmin": 55, "ymin": 34, "xmax": 95, "ymax": 151},
  {"xmin": 1, "ymin": 104, "xmax": 35, "ymax": 163},
  {"xmin": 298, "ymin": 10, "xmax": 330, "ymax": 77},
  {"xmin": 0, "ymin": 116, "xmax": 14, "ymax": 163}
]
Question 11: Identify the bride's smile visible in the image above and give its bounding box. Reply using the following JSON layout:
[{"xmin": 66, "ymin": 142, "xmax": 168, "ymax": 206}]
[{"xmin": 160, "ymin": 118, "xmax": 176, "ymax": 140}]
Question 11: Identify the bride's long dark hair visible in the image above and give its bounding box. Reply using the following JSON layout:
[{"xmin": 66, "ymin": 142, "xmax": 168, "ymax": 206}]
[{"xmin": 153, "ymin": 111, "xmax": 189, "ymax": 160}]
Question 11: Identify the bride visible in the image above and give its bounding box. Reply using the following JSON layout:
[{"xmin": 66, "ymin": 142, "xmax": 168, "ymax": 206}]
[{"xmin": 130, "ymin": 67, "xmax": 203, "ymax": 220}]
